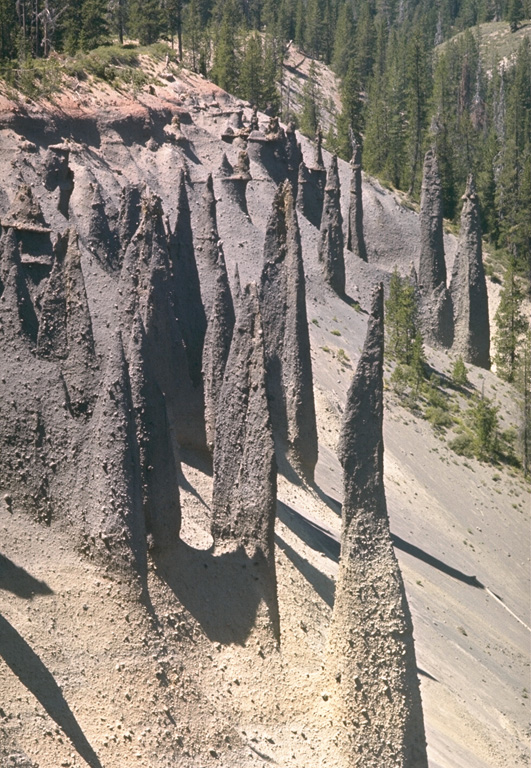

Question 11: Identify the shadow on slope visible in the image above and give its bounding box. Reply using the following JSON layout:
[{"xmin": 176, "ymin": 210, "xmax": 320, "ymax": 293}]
[
  {"xmin": 0, "ymin": 615, "xmax": 103, "ymax": 768},
  {"xmin": 0, "ymin": 554, "xmax": 54, "ymax": 599},
  {"xmin": 278, "ymin": 500, "xmax": 484, "ymax": 589},
  {"xmin": 154, "ymin": 541, "xmax": 275, "ymax": 645}
]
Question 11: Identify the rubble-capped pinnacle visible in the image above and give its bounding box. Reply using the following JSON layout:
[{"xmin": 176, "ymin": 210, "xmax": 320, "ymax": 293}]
[
  {"xmin": 449, "ymin": 175, "xmax": 490, "ymax": 368},
  {"xmin": 419, "ymin": 148, "xmax": 446, "ymax": 292},
  {"xmin": 218, "ymin": 152, "xmax": 251, "ymax": 215},
  {"xmin": 117, "ymin": 183, "xmax": 142, "ymax": 261},
  {"xmin": 347, "ymin": 137, "xmax": 368, "ymax": 262},
  {"xmin": 314, "ymin": 127, "xmax": 324, "ymax": 169},
  {"xmin": 62, "ymin": 229, "xmax": 98, "ymax": 418},
  {"xmin": 0, "ymin": 227, "xmax": 39, "ymax": 345},
  {"xmin": 260, "ymin": 181, "xmax": 318, "ymax": 480},
  {"xmin": 1, "ymin": 185, "xmax": 50, "ymax": 233},
  {"xmin": 169, "ymin": 170, "xmax": 207, "ymax": 388},
  {"xmin": 218, "ymin": 153, "xmax": 234, "ymax": 177},
  {"xmin": 328, "ymin": 284, "xmax": 428, "ymax": 768},
  {"xmin": 86, "ymin": 182, "xmax": 119, "ymax": 272},
  {"xmin": 128, "ymin": 313, "xmax": 181, "ymax": 550},
  {"xmin": 78, "ymin": 331, "xmax": 146, "ymax": 576},
  {"xmin": 211, "ymin": 283, "xmax": 279, "ymax": 637},
  {"xmin": 37, "ymin": 233, "xmax": 68, "ymax": 360},
  {"xmin": 318, "ymin": 155, "xmax": 345, "ymax": 295},
  {"xmin": 43, "ymin": 144, "xmax": 74, "ymax": 216}
]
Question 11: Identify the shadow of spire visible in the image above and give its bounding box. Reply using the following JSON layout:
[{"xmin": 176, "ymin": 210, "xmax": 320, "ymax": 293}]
[
  {"xmin": 0, "ymin": 554, "xmax": 54, "ymax": 599},
  {"xmin": 0, "ymin": 615, "xmax": 103, "ymax": 768}
]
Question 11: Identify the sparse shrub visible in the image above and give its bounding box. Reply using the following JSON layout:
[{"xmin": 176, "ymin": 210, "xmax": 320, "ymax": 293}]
[
  {"xmin": 330, "ymin": 329, "xmax": 341, "ymax": 336},
  {"xmin": 425, "ymin": 406, "xmax": 453, "ymax": 432},
  {"xmin": 448, "ymin": 432, "xmax": 475, "ymax": 458},
  {"xmin": 451, "ymin": 356, "xmax": 469, "ymax": 387},
  {"xmin": 337, "ymin": 348, "xmax": 350, "ymax": 364}
]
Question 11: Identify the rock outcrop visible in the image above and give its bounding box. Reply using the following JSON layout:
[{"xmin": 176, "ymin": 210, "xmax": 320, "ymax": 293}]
[
  {"xmin": 327, "ymin": 284, "xmax": 428, "ymax": 768},
  {"xmin": 449, "ymin": 176, "xmax": 490, "ymax": 368},
  {"xmin": 217, "ymin": 151, "xmax": 251, "ymax": 215},
  {"xmin": 318, "ymin": 155, "xmax": 345, "ymax": 296},
  {"xmin": 86, "ymin": 182, "xmax": 118, "ymax": 272},
  {"xmin": 37, "ymin": 233, "xmax": 68, "ymax": 360},
  {"xmin": 259, "ymin": 181, "xmax": 318, "ymax": 480},
  {"xmin": 117, "ymin": 182, "xmax": 142, "ymax": 261},
  {"xmin": 346, "ymin": 137, "xmax": 367, "ymax": 262},
  {"xmin": 417, "ymin": 149, "xmax": 453, "ymax": 348},
  {"xmin": 0, "ymin": 227, "xmax": 39, "ymax": 346},
  {"xmin": 61, "ymin": 229, "xmax": 98, "ymax": 418},
  {"xmin": 211, "ymin": 283, "xmax": 279, "ymax": 639},
  {"xmin": 43, "ymin": 144, "xmax": 74, "ymax": 216},
  {"xmin": 168, "ymin": 170, "xmax": 206, "ymax": 388},
  {"xmin": 77, "ymin": 331, "xmax": 146, "ymax": 576},
  {"xmin": 128, "ymin": 313, "xmax": 181, "ymax": 551}
]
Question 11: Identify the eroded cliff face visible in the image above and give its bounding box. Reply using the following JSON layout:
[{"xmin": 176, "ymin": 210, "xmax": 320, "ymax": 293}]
[{"xmin": 0, "ymin": 64, "xmax": 518, "ymax": 768}]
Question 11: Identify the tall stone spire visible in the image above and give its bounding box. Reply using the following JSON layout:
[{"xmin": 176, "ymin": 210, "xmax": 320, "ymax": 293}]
[
  {"xmin": 346, "ymin": 136, "xmax": 368, "ymax": 262},
  {"xmin": 260, "ymin": 181, "xmax": 318, "ymax": 480},
  {"xmin": 318, "ymin": 155, "xmax": 345, "ymax": 295},
  {"xmin": 327, "ymin": 284, "xmax": 428, "ymax": 768},
  {"xmin": 117, "ymin": 182, "xmax": 142, "ymax": 262},
  {"xmin": 417, "ymin": 148, "xmax": 453, "ymax": 348},
  {"xmin": 37, "ymin": 233, "xmax": 68, "ymax": 359},
  {"xmin": 449, "ymin": 175, "xmax": 490, "ymax": 368},
  {"xmin": 86, "ymin": 182, "xmax": 118, "ymax": 272},
  {"xmin": 211, "ymin": 283, "xmax": 279, "ymax": 639},
  {"xmin": 418, "ymin": 148, "xmax": 446, "ymax": 291}
]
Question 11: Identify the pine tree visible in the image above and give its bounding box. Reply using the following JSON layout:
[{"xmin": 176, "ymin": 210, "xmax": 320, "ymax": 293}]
[
  {"xmin": 0, "ymin": 0, "xmax": 18, "ymax": 59},
  {"xmin": 240, "ymin": 32, "xmax": 262, "ymax": 106},
  {"xmin": 79, "ymin": 0, "xmax": 109, "ymax": 51},
  {"xmin": 385, "ymin": 268, "xmax": 419, "ymax": 365},
  {"xmin": 130, "ymin": 0, "xmax": 162, "ymax": 45},
  {"xmin": 299, "ymin": 60, "xmax": 320, "ymax": 137},
  {"xmin": 494, "ymin": 257, "xmax": 527, "ymax": 383},
  {"xmin": 210, "ymin": 0, "xmax": 240, "ymax": 94},
  {"xmin": 405, "ymin": 24, "xmax": 431, "ymax": 195}
]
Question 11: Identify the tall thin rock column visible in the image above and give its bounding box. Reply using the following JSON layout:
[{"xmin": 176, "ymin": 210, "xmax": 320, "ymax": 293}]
[
  {"xmin": 318, "ymin": 155, "xmax": 345, "ymax": 296},
  {"xmin": 449, "ymin": 176, "xmax": 490, "ymax": 368},
  {"xmin": 211, "ymin": 284, "xmax": 279, "ymax": 640},
  {"xmin": 347, "ymin": 137, "xmax": 368, "ymax": 262},
  {"xmin": 259, "ymin": 181, "xmax": 318, "ymax": 481},
  {"xmin": 37, "ymin": 233, "xmax": 68, "ymax": 359},
  {"xmin": 327, "ymin": 284, "xmax": 428, "ymax": 768},
  {"xmin": 417, "ymin": 148, "xmax": 453, "ymax": 348}
]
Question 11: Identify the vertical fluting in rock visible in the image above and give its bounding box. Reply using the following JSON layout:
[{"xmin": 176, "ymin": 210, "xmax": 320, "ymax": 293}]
[
  {"xmin": 211, "ymin": 283, "xmax": 279, "ymax": 638},
  {"xmin": 318, "ymin": 155, "xmax": 345, "ymax": 295},
  {"xmin": 417, "ymin": 148, "xmax": 453, "ymax": 348},
  {"xmin": 347, "ymin": 137, "xmax": 368, "ymax": 262},
  {"xmin": 169, "ymin": 170, "xmax": 207, "ymax": 388},
  {"xmin": 259, "ymin": 181, "xmax": 318, "ymax": 480},
  {"xmin": 0, "ymin": 227, "xmax": 39, "ymax": 345},
  {"xmin": 418, "ymin": 148, "xmax": 446, "ymax": 291},
  {"xmin": 139, "ymin": 221, "xmax": 206, "ymax": 453},
  {"xmin": 327, "ymin": 283, "xmax": 428, "ymax": 767},
  {"xmin": 449, "ymin": 175, "xmax": 490, "ymax": 368},
  {"xmin": 194, "ymin": 174, "xmax": 235, "ymax": 445},
  {"xmin": 117, "ymin": 183, "xmax": 142, "ymax": 261},
  {"xmin": 79, "ymin": 331, "xmax": 146, "ymax": 575},
  {"xmin": 37, "ymin": 233, "xmax": 68, "ymax": 359},
  {"xmin": 62, "ymin": 229, "xmax": 98, "ymax": 417},
  {"xmin": 119, "ymin": 192, "xmax": 170, "ymax": 327},
  {"xmin": 128, "ymin": 313, "xmax": 181, "ymax": 550},
  {"xmin": 86, "ymin": 182, "xmax": 118, "ymax": 271}
]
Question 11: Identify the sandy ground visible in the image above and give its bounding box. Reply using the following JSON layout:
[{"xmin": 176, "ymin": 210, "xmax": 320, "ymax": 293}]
[{"xmin": 0, "ymin": 57, "xmax": 529, "ymax": 768}]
